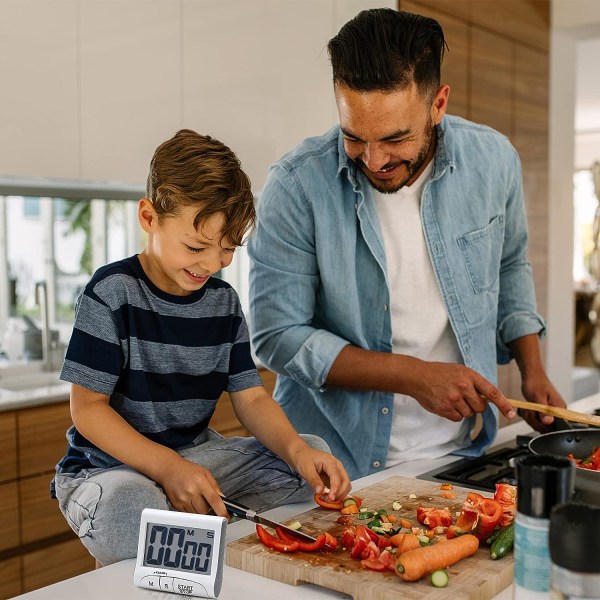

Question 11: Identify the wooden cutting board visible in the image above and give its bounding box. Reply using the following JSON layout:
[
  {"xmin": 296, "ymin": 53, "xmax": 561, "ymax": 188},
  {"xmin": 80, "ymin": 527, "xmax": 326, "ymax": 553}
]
[{"xmin": 226, "ymin": 476, "xmax": 514, "ymax": 600}]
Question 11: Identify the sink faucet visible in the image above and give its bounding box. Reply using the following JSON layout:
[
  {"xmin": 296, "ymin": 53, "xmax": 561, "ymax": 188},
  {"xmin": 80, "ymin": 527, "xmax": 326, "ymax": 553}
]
[{"xmin": 35, "ymin": 281, "xmax": 55, "ymax": 371}]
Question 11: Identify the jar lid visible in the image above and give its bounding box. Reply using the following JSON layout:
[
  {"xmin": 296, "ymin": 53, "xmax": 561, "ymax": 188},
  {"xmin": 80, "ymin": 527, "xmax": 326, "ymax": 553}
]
[
  {"xmin": 550, "ymin": 503, "xmax": 600, "ymax": 572},
  {"xmin": 515, "ymin": 455, "xmax": 575, "ymax": 518}
]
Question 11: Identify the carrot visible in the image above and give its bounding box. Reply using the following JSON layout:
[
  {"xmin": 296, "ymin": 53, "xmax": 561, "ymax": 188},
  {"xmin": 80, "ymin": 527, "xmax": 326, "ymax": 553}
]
[
  {"xmin": 390, "ymin": 532, "xmax": 422, "ymax": 554},
  {"xmin": 387, "ymin": 515, "xmax": 397, "ymax": 523},
  {"xmin": 399, "ymin": 518, "xmax": 412, "ymax": 530},
  {"xmin": 340, "ymin": 504, "xmax": 359, "ymax": 515},
  {"xmin": 441, "ymin": 491, "xmax": 457, "ymax": 500},
  {"xmin": 395, "ymin": 534, "xmax": 479, "ymax": 581}
]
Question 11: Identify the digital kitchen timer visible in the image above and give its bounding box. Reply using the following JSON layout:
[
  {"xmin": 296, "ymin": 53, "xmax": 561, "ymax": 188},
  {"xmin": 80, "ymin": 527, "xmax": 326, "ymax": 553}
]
[{"xmin": 133, "ymin": 508, "xmax": 227, "ymax": 598}]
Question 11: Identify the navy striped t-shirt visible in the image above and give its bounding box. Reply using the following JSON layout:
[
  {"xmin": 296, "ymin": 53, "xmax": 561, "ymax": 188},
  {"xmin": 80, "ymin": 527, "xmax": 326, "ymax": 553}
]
[{"xmin": 55, "ymin": 255, "xmax": 262, "ymax": 475}]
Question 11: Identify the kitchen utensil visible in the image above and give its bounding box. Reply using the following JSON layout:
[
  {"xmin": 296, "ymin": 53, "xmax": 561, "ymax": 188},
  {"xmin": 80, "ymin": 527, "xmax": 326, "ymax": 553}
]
[
  {"xmin": 221, "ymin": 497, "xmax": 316, "ymax": 543},
  {"xmin": 508, "ymin": 398, "xmax": 600, "ymax": 427},
  {"xmin": 528, "ymin": 429, "xmax": 600, "ymax": 505},
  {"xmin": 227, "ymin": 476, "xmax": 514, "ymax": 600}
]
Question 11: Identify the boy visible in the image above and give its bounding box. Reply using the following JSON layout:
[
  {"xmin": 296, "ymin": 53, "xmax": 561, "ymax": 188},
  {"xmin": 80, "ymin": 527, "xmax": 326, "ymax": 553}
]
[{"xmin": 51, "ymin": 129, "xmax": 350, "ymax": 566}]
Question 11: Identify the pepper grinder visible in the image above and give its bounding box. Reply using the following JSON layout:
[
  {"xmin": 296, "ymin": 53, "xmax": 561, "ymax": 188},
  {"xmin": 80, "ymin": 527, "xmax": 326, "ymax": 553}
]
[
  {"xmin": 513, "ymin": 454, "xmax": 575, "ymax": 600},
  {"xmin": 550, "ymin": 502, "xmax": 600, "ymax": 599}
]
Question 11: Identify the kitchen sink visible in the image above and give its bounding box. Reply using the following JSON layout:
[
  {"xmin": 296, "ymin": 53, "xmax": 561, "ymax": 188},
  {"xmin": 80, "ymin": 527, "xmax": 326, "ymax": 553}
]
[{"xmin": 0, "ymin": 370, "xmax": 65, "ymax": 392}]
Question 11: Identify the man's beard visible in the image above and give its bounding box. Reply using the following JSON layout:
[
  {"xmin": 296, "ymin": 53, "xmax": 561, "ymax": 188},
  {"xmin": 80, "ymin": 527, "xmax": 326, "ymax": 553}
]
[{"xmin": 360, "ymin": 120, "xmax": 435, "ymax": 194}]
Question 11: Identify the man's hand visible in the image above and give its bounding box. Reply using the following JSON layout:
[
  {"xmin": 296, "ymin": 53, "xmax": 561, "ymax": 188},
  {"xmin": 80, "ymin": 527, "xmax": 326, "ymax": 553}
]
[
  {"xmin": 410, "ymin": 362, "xmax": 517, "ymax": 422},
  {"xmin": 519, "ymin": 372, "xmax": 566, "ymax": 433}
]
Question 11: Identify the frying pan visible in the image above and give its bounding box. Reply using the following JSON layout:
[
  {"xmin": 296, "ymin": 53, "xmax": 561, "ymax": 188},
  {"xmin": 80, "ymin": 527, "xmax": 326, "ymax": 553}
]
[{"xmin": 528, "ymin": 429, "xmax": 600, "ymax": 504}]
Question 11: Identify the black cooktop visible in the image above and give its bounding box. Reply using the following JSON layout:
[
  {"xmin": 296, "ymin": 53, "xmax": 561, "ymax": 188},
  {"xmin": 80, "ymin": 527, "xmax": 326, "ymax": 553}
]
[{"xmin": 416, "ymin": 444, "xmax": 528, "ymax": 493}]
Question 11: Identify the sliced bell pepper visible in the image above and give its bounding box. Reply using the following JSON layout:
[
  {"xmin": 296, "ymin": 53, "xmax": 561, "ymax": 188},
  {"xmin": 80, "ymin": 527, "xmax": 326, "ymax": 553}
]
[
  {"xmin": 323, "ymin": 532, "xmax": 338, "ymax": 551},
  {"xmin": 275, "ymin": 527, "xmax": 327, "ymax": 552},
  {"xmin": 314, "ymin": 493, "xmax": 344, "ymax": 510},
  {"xmin": 256, "ymin": 524, "xmax": 299, "ymax": 552},
  {"xmin": 416, "ymin": 507, "xmax": 453, "ymax": 528}
]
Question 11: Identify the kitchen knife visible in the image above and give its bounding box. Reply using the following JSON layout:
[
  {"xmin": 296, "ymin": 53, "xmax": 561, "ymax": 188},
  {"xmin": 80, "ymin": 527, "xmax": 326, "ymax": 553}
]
[{"xmin": 221, "ymin": 497, "xmax": 317, "ymax": 543}]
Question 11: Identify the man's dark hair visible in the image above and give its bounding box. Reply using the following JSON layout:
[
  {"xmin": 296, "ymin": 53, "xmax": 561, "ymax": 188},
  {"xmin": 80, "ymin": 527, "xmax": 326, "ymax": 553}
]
[{"xmin": 327, "ymin": 8, "xmax": 446, "ymax": 98}]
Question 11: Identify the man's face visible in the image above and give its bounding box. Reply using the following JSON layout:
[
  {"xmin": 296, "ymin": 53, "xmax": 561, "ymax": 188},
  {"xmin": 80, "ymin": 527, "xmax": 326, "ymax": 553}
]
[{"xmin": 335, "ymin": 82, "xmax": 448, "ymax": 193}]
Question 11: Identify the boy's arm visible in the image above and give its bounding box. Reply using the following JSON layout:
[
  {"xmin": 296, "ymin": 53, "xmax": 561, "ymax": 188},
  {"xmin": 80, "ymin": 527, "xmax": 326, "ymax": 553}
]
[
  {"xmin": 229, "ymin": 386, "xmax": 351, "ymax": 501},
  {"xmin": 70, "ymin": 384, "xmax": 228, "ymax": 516}
]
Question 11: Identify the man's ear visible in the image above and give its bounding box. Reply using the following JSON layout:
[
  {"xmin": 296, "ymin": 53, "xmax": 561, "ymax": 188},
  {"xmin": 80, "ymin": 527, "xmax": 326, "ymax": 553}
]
[
  {"xmin": 431, "ymin": 84, "xmax": 450, "ymax": 125},
  {"xmin": 138, "ymin": 197, "xmax": 156, "ymax": 233}
]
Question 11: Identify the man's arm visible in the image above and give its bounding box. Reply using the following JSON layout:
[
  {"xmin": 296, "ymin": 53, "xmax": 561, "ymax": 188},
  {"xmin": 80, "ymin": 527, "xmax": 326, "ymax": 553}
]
[{"xmin": 326, "ymin": 345, "xmax": 516, "ymax": 421}]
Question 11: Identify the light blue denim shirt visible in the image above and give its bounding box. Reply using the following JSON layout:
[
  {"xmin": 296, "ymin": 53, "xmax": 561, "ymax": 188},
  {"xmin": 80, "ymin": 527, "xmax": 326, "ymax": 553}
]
[{"xmin": 248, "ymin": 115, "xmax": 545, "ymax": 480}]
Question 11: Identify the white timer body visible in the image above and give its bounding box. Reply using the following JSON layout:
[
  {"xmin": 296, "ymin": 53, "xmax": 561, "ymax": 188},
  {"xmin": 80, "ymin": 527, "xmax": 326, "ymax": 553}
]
[{"xmin": 133, "ymin": 508, "xmax": 227, "ymax": 598}]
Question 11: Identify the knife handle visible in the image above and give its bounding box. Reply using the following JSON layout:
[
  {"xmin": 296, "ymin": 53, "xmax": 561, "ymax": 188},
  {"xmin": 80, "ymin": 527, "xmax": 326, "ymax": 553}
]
[{"xmin": 221, "ymin": 497, "xmax": 255, "ymax": 519}]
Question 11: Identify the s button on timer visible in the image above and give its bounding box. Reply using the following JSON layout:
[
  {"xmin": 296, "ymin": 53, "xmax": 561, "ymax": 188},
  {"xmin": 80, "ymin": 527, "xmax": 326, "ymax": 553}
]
[{"xmin": 159, "ymin": 576, "xmax": 174, "ymax": 591}]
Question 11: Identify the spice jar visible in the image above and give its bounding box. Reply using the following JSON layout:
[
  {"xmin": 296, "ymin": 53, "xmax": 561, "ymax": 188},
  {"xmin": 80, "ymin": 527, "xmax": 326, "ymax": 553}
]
[
  {"xmin": 550, "ymin": 502, "xmax": 600, "ymax": 599},
  {"xmin": 513, "ymin": 455, "xmax": 575, "ymax": 600}
]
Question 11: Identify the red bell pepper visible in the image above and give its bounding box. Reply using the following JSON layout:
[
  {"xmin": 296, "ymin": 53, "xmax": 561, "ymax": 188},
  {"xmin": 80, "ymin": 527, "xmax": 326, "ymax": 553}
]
[
  {"xmin": 451, "ymin": 493, "xmax": 503, "ymax": 541},
  {"xmin": 416, "ymin": 506, "xmax": 453, "ymax": 528},
  {"xmin": 256, "ymin": 524, "xmax": 299, "ymax": 552},
  {"xmin": 494, "ymin": 483, "xmax": 517, "ymax": 527},
  {"xmin": 314, "ymin": 493, "xmax": 344, "ymax": 510},
  {"xmin": 275, "ymin": 527, "xmax": 327, "ymax": 552}
]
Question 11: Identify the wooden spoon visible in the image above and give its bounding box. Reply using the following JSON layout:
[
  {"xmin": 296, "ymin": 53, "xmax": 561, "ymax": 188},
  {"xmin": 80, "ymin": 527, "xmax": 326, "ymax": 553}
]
[{"xmin": 508, "ymin": 398, "xmax": 600, "ymax": 428}]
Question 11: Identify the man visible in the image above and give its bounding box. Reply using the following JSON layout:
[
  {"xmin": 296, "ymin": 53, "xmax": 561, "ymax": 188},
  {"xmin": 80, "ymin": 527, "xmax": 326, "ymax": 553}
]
[{"xmin": 248, "ymin": 8, "xmax": 564, "ymax": 479}]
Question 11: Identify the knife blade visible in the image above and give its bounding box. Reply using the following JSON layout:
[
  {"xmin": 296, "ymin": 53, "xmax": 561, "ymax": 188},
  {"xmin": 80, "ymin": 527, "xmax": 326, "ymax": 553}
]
[{"xmin": 221, "ymin": 497, "xmax": 317, "ymax": 543}]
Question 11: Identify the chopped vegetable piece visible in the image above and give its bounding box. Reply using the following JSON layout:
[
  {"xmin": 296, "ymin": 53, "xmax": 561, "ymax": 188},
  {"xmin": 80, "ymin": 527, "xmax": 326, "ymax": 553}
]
[
  {"xmin": 490, "ymin": 523, "xmax": 515, "ymax": 560},
  {"xmin": 361, "ymin": 557, "xmax": 387, "ymax": 571},
  {"xmin": 416, "ymin": 507, "xmax": 453, "ymax": 528},
  {"xmin": 341, "ymin": 504, "xmax": 359, "ymax": 515},
  {"xmin": 314, "ymin": 493, "xmax": 344, "ymax": 510},
  {"xmin": 256, "ymin": 524, "xmax": 299, "ymax": 552},
  {"xmin": 288, "ymin": 521, "xmax": 302, "ymax": 530},
  {"xmin": 430, "ymin": 569, "xmax": 449, "ymax": 587},
  {"xmin": 399, "ymin": 518, "xmax": 413, "ymax": 530},
  {"xmin": 275, "ymin": 527, "xmax": 327, "ymax": 552},
  {"xmin": 392, "ymin": 501, "xmax": 402, "ymax": 511},
  {"xmin": 395, "ymin": 534, "xmax": 479, "ymax": 581},
  {"xmin": 439, "ymin": 483, "xmax": 454, "ymax": 491}
]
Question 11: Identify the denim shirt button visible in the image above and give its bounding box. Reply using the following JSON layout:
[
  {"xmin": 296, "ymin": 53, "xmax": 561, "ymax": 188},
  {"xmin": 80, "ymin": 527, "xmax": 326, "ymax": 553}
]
[
  {"xmin": 372, "ymin": 460, "xmax": 381, "ymax": 468},
  {"xmin": 383, "ymin": 304, "xmax": 388, "ymax": 311},
  {"xmin": 381, "ymin": 407, "xmax": 389, "ymax": 415}
]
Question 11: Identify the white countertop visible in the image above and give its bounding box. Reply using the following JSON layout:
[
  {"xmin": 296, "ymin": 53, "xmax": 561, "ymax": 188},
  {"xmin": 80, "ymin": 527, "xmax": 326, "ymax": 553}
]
[
  {"xmin": 0, "ymin": 363, "xmax": 69, "ymax": 411},
  {"xmin": 13, "ymin": 395, "xmax": 600, "ymax": 600}
]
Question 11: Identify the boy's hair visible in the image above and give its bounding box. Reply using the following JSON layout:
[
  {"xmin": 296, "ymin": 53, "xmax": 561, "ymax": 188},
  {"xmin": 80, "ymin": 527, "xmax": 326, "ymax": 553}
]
[
  {"xmin": 327, "ymin": 8, "xmax": 446, "ymax": 100},
  {"xmin": 146, "ymin": 129, "xmax": 255, "ymax": 246}
]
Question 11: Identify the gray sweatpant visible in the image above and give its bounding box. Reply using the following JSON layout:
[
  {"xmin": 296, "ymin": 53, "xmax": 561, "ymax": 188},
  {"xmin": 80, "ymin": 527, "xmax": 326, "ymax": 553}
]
[{"xmin": 53, "ymin": 431, "xmax": 328, "ymax": 565}]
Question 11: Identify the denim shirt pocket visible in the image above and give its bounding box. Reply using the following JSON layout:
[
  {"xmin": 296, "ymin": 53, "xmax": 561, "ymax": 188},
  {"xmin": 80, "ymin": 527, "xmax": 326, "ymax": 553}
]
[{"xmin": 457, "ymin": 215, "xmax": 505, "ymax": 294}]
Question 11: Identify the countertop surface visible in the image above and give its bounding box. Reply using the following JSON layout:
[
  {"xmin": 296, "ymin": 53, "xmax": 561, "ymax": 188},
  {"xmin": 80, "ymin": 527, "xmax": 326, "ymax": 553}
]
[
  {"xmin": 11, "ymin": 394, "xmax": 600, "ymax": 600},
  {"xmin": 0, "ymin": 363, "xmax": 69, "ymax": 411}
]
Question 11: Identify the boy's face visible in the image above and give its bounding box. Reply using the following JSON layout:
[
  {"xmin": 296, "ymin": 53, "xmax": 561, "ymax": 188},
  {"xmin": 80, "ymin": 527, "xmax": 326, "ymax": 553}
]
[{"xmin": 138, "ymin": 200, "xmax": 236, "ymax": 296}]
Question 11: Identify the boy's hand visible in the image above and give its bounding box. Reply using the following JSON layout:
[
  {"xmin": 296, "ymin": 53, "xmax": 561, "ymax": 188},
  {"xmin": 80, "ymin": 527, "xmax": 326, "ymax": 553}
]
[
  {"xmin": 156, "ymin": 456, "xmax": 228, "ymax": 517},
  {"xmin": 291, "ymin": 448, "xmax": 351, "ymax": 502}
]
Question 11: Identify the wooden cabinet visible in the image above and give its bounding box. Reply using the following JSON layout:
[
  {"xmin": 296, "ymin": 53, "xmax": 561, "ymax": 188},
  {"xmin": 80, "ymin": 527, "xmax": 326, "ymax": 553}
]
[
  {"xmin": 22, "ymin": 538, "xmax": 95, "ymax": 594},
  {"xmin": 0, "ymin": 557, "xmax": 22, "ymax": 599},
  {"xmin": 18, "ymin": 402, "xmax": 72, "ymax": 477},
  {"xmin": 0, "ymin": 368, "xmax": 277, "ymax": 599},
  {"xmin": 0, "ymin": 411, "xmax": 17, "ymax": 482},
  {"xmin": 0, "ymin": 482, "xmax": 19, "ymax": 552}
]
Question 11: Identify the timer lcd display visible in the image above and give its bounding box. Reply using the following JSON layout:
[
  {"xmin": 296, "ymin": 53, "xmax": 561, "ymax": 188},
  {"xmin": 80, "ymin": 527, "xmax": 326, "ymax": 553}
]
[{"xmin": 143, "ymin": 522, "xmax": 214, "ymax": 575}]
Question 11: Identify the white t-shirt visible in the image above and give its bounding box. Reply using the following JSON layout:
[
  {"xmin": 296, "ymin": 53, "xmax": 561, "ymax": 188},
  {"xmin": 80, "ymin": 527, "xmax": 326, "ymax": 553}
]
[{"xmin": 372, "ymin": 162, "xmax": 470, "ymax": 467}]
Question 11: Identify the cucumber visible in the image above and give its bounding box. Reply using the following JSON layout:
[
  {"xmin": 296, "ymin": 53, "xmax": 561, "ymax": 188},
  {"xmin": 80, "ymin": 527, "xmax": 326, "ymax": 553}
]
[
  {"xmin": 430, "ymin": 569, "xmax": 449, "ymax": 588},
  {"xmin": 490, "ymin": 523, "xmax": 515, "ymax": 560},
  {"xmin": 486, "ymin": 527, "xmax": 502, "ymax": 546}
]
